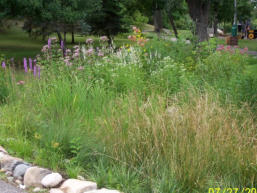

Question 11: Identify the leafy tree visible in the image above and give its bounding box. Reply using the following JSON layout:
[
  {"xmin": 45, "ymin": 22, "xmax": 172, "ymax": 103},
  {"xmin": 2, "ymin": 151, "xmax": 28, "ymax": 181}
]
[
  {"xmin": 165, "ymin": 0, "xmax": 187, "ymax": 38},
  {"xmin": 87, "ymin": 0, "xmax": 128, "ymax": 44}
]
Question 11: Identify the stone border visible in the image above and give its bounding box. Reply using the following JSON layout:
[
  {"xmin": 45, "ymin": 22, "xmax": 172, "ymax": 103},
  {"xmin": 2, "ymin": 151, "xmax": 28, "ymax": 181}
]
[{"xmin": 0, "ymin": 146, "xmax": 122, "ymax": 193}]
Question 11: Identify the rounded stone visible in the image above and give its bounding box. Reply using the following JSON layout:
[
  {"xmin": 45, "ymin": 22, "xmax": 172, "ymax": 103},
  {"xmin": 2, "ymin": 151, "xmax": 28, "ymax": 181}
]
[
  {"xmin": 24, "ymin": 167, "xmax": 51, "ymax": 188},
  {"xmin": 13, "ymin": 164, "xmax": 31, "ymax": 179},
  {"xmin": 41, "ymin": 172, "xmax": 63, "ymax": 188},
  {"xmin": 50, "ymin": 188, "xmax": 64, "ymax": 193}
]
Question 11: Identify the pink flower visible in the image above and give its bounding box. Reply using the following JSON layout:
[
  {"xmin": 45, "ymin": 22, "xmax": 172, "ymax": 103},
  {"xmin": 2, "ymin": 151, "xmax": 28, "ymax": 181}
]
[
  {"xmin": 86, "ymin": 48, "xmax": 94, "ymax": 56},
  {"xmin": 98, "ymin": 51, "xmax": 104, "ymax": 57},
  {"xmin": 41, "ymin": 45, "xmax": 49, "ymax": 52},
  {"xmin": 51, "ymin": 37, "xmax": 57, "ymax": 42},
  {"xmin": 100, "ymin": 36, "xmax": 108, "ymax": 42},
  {"xmin": 73, "ymin": 45, "xmax": 80, "ymax": 49},
  {"xmin": 86, "ymin": 38, "xmax": 94, "ymax": 44},
  {"xmin": 226, "ymin": 46, "xmax": 231, "ymax": 50},
  {"xmin": 17, "ymin": 81, "xmax": 25, "ymax": 85},
  {"xmin": 72, "ymin": 53, "xmax": 80, "ymax": 58},
  {"xmin": 64, "ymin": 59, "xmax": 69, "ymax": 63},
  {"xmin": 77, "ymin": 66, "xmax": 84, "ymax": 70}
]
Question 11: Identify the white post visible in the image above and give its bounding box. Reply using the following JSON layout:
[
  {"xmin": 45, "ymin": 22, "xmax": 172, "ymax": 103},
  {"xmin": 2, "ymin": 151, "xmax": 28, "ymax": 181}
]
[{"xmin": 234, "ymin": 0, "xmax": 237, "ymax": 25}]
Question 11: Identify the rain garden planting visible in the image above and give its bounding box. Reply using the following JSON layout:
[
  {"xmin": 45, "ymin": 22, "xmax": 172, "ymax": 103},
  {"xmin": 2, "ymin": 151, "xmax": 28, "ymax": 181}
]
[{"xmin": 0, "ymin": 27, "xmax": 257, "ymax": 193}]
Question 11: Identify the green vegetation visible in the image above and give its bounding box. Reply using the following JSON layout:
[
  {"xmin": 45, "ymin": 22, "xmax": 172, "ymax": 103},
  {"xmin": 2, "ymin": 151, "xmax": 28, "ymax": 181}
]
[
  {"xmin": 0, "ymin": 0, "xmax": 256, "ymax": 192},
  {"xmin": 0, "ymin": 28, "xmax": 256, "ymax": 192}
]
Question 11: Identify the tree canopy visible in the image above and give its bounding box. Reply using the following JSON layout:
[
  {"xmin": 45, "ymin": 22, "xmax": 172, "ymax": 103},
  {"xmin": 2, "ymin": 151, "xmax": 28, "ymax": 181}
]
[{"xmin": 0, "ymin": 0, "xmax": 256, "ymax": 42}]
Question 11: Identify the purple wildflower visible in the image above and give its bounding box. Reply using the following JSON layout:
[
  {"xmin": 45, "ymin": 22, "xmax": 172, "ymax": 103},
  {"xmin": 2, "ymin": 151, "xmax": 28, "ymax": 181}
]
[
  {"xmin": 38, "ymin": 66, "xmax": 40, "ymax": 78},
  {"xmin": 100, "ymin": 36, "xmax": 108, "ymax": 42},
  {"xmin": 24, "ymin": 58, "xmax": 28, "ymax": 73},
  {"xmin": 48, "ymin": 38, "xmax": 52, "ymax": 49},
  {"xmin": 33, "ymin": 65, "xmax": 37, "ymax": 77},
  {"xmin": 29, "ymin": 58, "xmax": 33, "ymax": 70},
  {"xmin": 61, "ymin": 40, "xmax": 64, "ymax": 50},
  {"xmin": 2, "ymin": 61, "xmax": 6, "ymax": 68}
]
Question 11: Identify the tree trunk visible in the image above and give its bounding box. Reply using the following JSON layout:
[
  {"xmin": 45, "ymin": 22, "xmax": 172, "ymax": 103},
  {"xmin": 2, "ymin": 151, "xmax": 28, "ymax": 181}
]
[
  {"xmin": 169, "ymin": 15, "xmax": 178, "ymax": 38},
  {"xmin": 64, "ymin": 31, "xmax": 67, "ymax": 46},
  {"xmin": 214, "ymin": 17, "xmax": 218, "ymax": 36},
  {"xmin": 71, "ymin": 30, "xmax": 75, "ymax": 44},
  {"xmin": 56, "ymin": 30, "xmax": 63, "ymax": 43},
  {"xmin": 186, "ymin": 0, "xmax": 210, "ymax": 42},
  {"xmin": 154, "ymin": 9, "xmax": 163, "ymax": 37}
]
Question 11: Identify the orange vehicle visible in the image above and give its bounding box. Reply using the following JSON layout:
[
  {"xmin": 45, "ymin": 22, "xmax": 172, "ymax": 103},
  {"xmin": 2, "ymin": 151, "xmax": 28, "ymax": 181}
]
[{"xmin": 247, "ymin": 30, "xmax": 257, "ymax": 39}]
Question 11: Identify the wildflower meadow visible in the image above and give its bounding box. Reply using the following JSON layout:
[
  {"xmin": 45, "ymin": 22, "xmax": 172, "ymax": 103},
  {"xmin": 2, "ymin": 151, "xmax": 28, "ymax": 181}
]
[{"xmin": 0, "ymin": 25, "xmax": 257, "ymax": 193}]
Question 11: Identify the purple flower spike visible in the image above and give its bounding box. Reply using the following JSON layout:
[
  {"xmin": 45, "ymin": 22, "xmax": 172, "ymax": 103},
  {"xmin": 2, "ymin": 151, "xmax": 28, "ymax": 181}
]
[
  {"xmin": 33, "ymin": 65, "xmax": 37, "ymax": 77},
  {"xmin": 24, "ymin": 58, "xmax": 28, "ymax": 73},
  {"xmin": 48, "ymin": 38, "xmax": 52, "ymax": 49},
  {"xmin": 29, "ymin": 58, "xmax": 33, "ymax": 70},
  {"xmin": 2, "ymin": 61, "xmax": 6, "ymax": 68},
  {"xmin": 38, "ymin": 66, "xmax": 40, "ymax": 78},
  {"xmin": 61, "ymin": 40, "xmax": 64, "ymax": 50}
]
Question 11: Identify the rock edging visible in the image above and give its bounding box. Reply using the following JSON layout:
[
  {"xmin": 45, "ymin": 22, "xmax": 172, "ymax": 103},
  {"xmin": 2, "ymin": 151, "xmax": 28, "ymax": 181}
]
[{"xmin": 0, "ymin": 146, "xmax": 122, "ymax": 193}]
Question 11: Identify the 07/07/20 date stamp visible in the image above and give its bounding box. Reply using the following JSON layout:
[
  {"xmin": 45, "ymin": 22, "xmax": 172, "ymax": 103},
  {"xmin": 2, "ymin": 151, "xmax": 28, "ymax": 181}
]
[{"xmin": 209, "ymin": 188, "xmax": 257, "ymax": 193}]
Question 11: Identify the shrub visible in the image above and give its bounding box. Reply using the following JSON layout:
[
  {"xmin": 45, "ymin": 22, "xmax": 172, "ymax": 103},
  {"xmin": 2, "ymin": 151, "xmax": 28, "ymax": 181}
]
[{"xmin": 196, "ymin": 51, "xmax": 247, "ymax": 83}]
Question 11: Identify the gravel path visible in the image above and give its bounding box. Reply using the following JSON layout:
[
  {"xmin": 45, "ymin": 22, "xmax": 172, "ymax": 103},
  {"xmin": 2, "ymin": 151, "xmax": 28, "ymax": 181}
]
[{"xmin": 0, "ymin": 180, "xmax": 26, "ymax": 193}]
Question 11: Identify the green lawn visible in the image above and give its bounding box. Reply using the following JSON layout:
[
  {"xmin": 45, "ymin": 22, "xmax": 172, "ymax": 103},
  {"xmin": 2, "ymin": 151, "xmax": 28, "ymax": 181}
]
[
  {"xmin": 0, "ymin": 27, "xmax": 130, "ymax": 61},
  {"xmin": 239, "ymin": 39, "xmax": 257, "ymax": 51}
]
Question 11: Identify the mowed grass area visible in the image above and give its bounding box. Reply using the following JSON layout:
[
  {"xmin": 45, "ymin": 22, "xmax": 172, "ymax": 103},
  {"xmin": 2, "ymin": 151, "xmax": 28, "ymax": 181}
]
[{"xmin": 0, "ymin": 26, "xmax": 131, "ymax": 61}]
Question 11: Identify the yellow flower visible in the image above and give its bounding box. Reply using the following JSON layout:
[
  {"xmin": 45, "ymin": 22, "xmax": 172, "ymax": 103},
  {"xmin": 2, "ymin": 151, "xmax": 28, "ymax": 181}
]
[
  {"xmin": 52, "ymin": 142, "xmax": 59, "ymax": 148},
  {"xmin": 34, "ymin": 133, "xmax": 41, "ymax": 140}
]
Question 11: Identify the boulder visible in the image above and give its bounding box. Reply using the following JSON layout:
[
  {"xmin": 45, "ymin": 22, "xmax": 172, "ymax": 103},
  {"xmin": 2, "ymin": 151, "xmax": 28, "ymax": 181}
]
[
  {"xmin": 60, "ymin": 179, "xmax": 97, "ymax": 193},
  {"xmin": 24, "ymin": 167, "xmax": 51, "ymax": 188},
  {"xmin": 0, "ymin": 155, "xmax": 23, "ymax": 172},
  {"xmin": 41, "ymin": 172, "xmax": 63, "ymax": 188},
  {"xmin": 13, "ymin": 163, "xmax": 31, "ymax": 179},
  {"xmin": 0, "ymin": 146, "xmax": 8, "ymax": 154},
  {"xmin": 50, "ymin": 189, "xmax": 64, "ymax": 193},
  {"xmin": 7, "ymin": 176, "xmax": 14, "ymax": 183},
  {"xmin": 85, "ymin": 189, "xmax": 121, "ymax": 193}
]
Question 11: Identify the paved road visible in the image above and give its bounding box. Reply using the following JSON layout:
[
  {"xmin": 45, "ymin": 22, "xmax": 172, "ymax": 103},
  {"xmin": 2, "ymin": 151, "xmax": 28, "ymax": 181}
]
[{"xmin": 0, "ymin": 180, "xmax": 26, "ymax": 193}]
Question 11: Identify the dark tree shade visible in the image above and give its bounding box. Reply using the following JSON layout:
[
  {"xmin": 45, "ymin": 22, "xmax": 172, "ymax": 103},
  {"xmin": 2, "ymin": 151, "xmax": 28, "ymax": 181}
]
[{"xmin": 88, "ymin": 0, "xmax": 127, "ymax": 42}]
